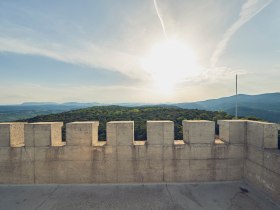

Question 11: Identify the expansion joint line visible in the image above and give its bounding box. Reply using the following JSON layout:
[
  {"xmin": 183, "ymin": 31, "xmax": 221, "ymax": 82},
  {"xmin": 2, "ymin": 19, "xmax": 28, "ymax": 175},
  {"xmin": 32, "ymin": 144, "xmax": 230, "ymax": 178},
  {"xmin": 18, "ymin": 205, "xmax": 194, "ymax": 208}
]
[
  {"xmin": 35, "ymin": 185, "xmax": 60, "ymax": 210},
  {"xmin": 166, "ymin": 184, "xmax": 176, "ymax": 209}
]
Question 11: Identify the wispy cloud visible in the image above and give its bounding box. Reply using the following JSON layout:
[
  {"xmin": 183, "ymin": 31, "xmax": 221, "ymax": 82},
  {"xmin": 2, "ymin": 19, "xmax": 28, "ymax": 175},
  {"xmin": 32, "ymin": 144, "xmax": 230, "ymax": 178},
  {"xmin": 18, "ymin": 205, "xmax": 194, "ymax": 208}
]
[
  {"xmin": 210, "ymin": 0, "xmax": 272, "ymax": 67},
  {"xmin": 179, "ymin": 66, "xmax": 247, "ymax": 87},
  {"xmin": 153, "ymin": 0, "xmax": 168, "ymax": 39},
  {"xmin": 0, "ymin": 36, "xmax": 146, "ymax": 79}
]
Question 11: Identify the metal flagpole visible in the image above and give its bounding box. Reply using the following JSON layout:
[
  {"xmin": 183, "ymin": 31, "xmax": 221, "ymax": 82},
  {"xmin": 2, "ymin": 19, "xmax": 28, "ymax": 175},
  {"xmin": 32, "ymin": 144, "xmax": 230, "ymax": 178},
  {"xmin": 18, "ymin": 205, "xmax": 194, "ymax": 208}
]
[{"xmin": 235, "ymin": 74, "xmax": 238, "ymax": 119}]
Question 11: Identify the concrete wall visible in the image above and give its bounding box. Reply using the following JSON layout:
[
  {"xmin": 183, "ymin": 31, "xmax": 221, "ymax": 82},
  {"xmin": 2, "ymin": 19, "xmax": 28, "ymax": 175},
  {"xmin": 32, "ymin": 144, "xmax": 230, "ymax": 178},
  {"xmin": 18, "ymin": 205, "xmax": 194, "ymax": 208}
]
[
  {"xmin": 244, "ymin": 121, "xmax": 280, "ymax": 204},
  {"xmin": 0, "ymin": 120, "xmax": 279, "ymax": 204}
]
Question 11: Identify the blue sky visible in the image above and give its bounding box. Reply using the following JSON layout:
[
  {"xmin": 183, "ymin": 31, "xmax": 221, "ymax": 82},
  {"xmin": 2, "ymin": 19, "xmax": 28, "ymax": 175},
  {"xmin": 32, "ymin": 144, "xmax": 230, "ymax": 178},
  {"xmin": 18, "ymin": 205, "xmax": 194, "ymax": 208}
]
[{"xmin": 0, "ymin": 0, "xmax": 279, "ymax": 104}]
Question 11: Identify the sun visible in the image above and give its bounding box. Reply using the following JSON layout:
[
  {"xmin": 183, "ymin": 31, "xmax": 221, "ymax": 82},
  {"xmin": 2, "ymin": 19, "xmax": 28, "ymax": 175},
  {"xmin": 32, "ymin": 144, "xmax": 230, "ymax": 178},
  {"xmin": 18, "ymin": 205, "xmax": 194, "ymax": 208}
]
[{"xmin": 142, "ymin": 38, "xmax": 200, "ymax": 94}]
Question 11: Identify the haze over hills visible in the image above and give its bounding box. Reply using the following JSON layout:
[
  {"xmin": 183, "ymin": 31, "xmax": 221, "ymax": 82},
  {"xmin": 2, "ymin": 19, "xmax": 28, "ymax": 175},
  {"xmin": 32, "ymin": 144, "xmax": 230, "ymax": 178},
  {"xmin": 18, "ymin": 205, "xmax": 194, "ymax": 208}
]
[
  {"xmin": 20, "ymin": 102, "xmax": 104, "ymax": 107},
  {"xmin": 174, "ymin": 92, "xmax": 280, "ymax": 123},
  {"xmin": 174, "ymin": 93, "xmax": 280, "ymax": 111},
  {"xmin": 0, "ymin": 103, "xmax": 103, "ymax": 122},
  {"xmin": 0, "ymin": 93, "xmax": 279, "ymax": 123}
]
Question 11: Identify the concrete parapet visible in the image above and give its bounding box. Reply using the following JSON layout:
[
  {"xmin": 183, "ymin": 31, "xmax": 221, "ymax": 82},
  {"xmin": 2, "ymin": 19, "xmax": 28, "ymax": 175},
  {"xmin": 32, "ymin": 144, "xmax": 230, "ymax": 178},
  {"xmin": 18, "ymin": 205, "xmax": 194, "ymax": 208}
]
[
  {"xmin": 106, "ymin": 121, "xmax": 134, "ymax": 145},
  {"xmin": 245, "ymin": 159, "xmax": 280, "ymax": 204},
  {"xmin": 247, "ymin": 121, "xmax": 278, "ymax": 149},
  {"xmin": 264, "ymin": 149, "xmax": 280, "ymax": 175},
  {"xmin": 183, "ymin": 120, "xmax": 215, "ymax": 144},
  {"xmin": 147, "ymin": 121, "xmax": 174, "ymax": 145},
  {"xmin": 0, "ymin": 123, "xmax": 25, "ymax": 147},
  {"xmin": 66, "ymin": 121, "xmax": 102, "ymax": 146},
  {"xmin": 218, "ymin": 120, "xmax": 246, "ymax": 144},
  {"xmin": 0, "ymin": 118, "xmax": 279, "ymax": 206},
  {"xmin": 245, "ymin": 124, "xmax": 280, "ymax": 205},
  {"xmin": 25, "ymin": 122, "xmax": 64, "ymax": 147}
]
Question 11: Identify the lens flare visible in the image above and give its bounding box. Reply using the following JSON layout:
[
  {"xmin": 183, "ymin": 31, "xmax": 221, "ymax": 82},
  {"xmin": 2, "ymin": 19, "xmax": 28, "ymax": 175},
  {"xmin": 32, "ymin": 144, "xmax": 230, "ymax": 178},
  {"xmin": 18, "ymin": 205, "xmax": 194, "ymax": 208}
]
[{"xmin": 142, "ymin": 38, "xmax": 200, "ymax": 94}]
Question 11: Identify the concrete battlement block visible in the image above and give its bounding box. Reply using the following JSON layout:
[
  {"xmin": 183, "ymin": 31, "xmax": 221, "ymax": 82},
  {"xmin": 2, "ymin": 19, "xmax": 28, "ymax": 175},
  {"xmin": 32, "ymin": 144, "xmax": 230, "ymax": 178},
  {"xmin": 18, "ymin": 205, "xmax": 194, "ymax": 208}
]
[
  {"xmin": 0, "ymin": 123, "xmax": 25, "ymax": 147},
  {"xmin": 218, "ymin": 120, "xmax": 246, "ymax": 144},
  {"xmin": 247, "ymin": 121, "xmax": 278, "ymax": 149},
  {"xmin": 66, "ymin": 121, "xmax": 102, "ymax": 146},
  {"xmin": 147, "ymin": 121, "xmax": 174, "ymax": 145},
  {"xmin": 106, "ymin": 121, "xmax": 134, "ymax": 145},
  {"xmin": 25, "ymin": 122, "xmax": 64, "ymax": 147},
  {"xmin": 183, "ymin": 120, "xmax": 215, "ymax": 144}
]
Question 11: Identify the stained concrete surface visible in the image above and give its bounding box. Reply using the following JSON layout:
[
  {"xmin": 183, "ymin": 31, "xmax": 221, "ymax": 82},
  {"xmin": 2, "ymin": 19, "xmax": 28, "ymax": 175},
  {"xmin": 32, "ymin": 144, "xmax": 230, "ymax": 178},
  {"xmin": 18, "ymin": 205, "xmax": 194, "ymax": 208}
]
[{"xmin": 0, "ymin": 182, "xmax": 278, "ymax": 210}]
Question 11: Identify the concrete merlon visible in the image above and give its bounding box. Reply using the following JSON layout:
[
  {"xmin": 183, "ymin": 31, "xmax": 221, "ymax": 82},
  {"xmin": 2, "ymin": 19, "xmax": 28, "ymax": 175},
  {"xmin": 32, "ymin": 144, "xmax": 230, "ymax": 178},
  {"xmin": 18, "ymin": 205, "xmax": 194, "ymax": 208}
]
[
  {"xmin": 247, "ymin": 121, "xmax": 278, "ymax": 149},
  {"xmin": 51, "ymin": 123, "xmax": 64, "ymax": 147},
  {"xmin": 0, "ymin": 123, "xmax": 25, "ymax": 147},
  {"xmin": 218, "ymin": 120, "xmax": 246, "ymax": 144},
  {"xmin": 106, "ymin": 121, "xmax": 134, "ymax": 145},
  {"xmin": 66, "ymin": 121, "xmax": 100, "ymax": 146},
  {"xmin": 247, "ymin": 121, "xmax": 264, "ymax": 148},
  {"xmin": 182, "ymin": 120, "xmax": 215, "ymax": 144},
  {"xmin": 25, "ymin": 122, "xmax": 63, "ymax": 147},
  {"xmin": 217, "ymin": 120, "xmax": 248, "ymax": 125},
  {"xmin": 263, "ymin": 124, "xmax": 278, "ymax": 149},
  {"xmin": 147, "ymin": 120, "xmax": 174, "ymax": 145}
]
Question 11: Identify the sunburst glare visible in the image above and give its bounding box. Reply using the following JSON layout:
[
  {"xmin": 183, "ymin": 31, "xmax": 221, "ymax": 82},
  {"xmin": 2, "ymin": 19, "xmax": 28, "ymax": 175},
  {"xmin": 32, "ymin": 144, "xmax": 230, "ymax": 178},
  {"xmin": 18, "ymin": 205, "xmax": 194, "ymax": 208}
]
[{"xmin": 142, "ymin": 38, "xmax": 201, "ymax": 94}]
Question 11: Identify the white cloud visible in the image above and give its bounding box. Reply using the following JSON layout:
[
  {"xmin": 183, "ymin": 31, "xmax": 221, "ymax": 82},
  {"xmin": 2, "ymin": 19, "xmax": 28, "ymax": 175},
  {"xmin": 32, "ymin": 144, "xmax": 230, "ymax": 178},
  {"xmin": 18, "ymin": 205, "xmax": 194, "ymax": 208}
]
[
  {"xmin": 0, "ymin": 36, "xmax": 147, "ymax": 80},
  {"xmin": 179, "ymin": 66, "xmax": 247, "ymax": 87},
  {"xmin": 153, "ymin": 0, "xmax": 168, "ymax": 39},
  {"xmin": 210, "ymin": 0, "xmax": 272, "ymax": 67}
]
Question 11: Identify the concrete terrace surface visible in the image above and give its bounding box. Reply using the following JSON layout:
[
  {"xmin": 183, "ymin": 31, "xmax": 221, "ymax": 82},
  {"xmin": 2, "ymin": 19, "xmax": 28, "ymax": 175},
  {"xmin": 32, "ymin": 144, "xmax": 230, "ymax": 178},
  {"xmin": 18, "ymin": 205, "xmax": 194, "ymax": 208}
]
[{"xmin": 0, "ymin": 182, "xmax": 279, "ymax": 210}]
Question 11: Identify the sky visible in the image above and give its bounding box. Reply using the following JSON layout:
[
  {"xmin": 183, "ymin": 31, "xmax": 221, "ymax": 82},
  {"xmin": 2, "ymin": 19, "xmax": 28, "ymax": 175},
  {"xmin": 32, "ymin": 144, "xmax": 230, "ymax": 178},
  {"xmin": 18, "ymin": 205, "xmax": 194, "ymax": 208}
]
[{"xmin": 0, "ymin": 0, "xmax": 279, "ymax": 104}]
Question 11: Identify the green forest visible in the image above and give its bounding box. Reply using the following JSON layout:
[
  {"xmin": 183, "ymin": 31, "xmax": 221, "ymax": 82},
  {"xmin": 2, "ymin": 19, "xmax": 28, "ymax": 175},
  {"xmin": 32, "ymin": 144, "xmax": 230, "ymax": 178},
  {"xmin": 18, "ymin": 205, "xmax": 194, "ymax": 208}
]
[{"xmin": 18, "ymin": 105, "xmax": 239, "ymax": 140}]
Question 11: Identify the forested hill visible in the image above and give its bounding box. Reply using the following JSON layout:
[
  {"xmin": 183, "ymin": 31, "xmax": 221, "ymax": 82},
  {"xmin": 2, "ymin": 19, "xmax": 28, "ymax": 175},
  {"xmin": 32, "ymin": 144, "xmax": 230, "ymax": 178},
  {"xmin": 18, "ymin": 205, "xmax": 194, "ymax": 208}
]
[
  {"xmin": 175, "ymin": 93, "xmax": 280, "ymax": 123},
  {"xmin": 19, "ymin": 106, "xmax": 235, "ymax": 140}
]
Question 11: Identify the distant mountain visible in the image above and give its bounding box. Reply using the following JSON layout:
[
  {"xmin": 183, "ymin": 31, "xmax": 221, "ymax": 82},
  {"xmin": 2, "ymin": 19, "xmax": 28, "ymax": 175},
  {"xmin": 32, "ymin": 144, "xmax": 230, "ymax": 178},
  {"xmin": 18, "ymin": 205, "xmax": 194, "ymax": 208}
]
[
  {"xmin": 0, "ymin": 103, "xmax": 101, "ymax": 122},
  {"xmin": 20, "ymin": 102, "xmax": 149, "ymax": 107},
  {"xmin": 0, "ymin": 101, "xmax": 157, "ymax": 122},
  {"xmin": 174, "ymin": 93, "xmax": 280, "ymax": 123},
  {"xmin": 21, "ymin": 102, "xmax": 58, "ymax": 106},
  {"xmin": 61, "ymin": 102, "xmax": 104, "ymax": 107},
  {"xmin": 1, "ymin": 93, "xmax": 279, "ymax": 123},
  {"xmin": 114, "ymin": 103, "xmax": 153, "ymax": 107},
  {"xmin": 226, "ymin": 106, "xmax": 280, "ymax": 123},
  {"xmin": 20, "ymin": 102, "xmax": 104, "ymax": 107}
]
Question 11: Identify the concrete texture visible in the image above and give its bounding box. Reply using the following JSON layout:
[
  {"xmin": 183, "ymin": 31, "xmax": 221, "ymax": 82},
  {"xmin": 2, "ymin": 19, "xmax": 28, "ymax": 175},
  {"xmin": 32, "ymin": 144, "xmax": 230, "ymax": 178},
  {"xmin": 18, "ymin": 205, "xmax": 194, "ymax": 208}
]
[
  {"xmin": 66, "ymin": 121, "xmax": 99, "ymax": 146},
  {"xmin": 218, "ymin": 120, "xmax": 246, "ymax": 144},
  {"xmin": 0, "ymin": 123, "xmax": 10, "ymax": 147},
  {"xmin": 245, "ymin": 149, "xmax": 280, "ymax": 204},
  {"xmin": 25, "ymin": 122, "xmax": 64, "ymax": 147},
  {"xmin": 0, "ymin": 123, "xmax": 25, "ymax": 147},
  {"xmin": 244, "ymin": 159, "xmax": 280, "ymax": 204},
  {"xmin": 264, "ymin": 149, "xmax": 280, "ymax": 174},
  {"xmin": 106, "ymin": 121, "xmax": 134, "ymax": 145},
  {"xmin": 247, "ymin": 121, "xmax": 278, "ymax": 149},
  {"xmin": 0, "ymin": 182, "xmax": 278, "ymax": 210},
  {"xmin": 183, "ymin": 120, "xmax": 215, "ymax": 144},
  {"xmin": 1, "ymin": 144, "xmax": 245, "ymax": 184},
  {"xmin": 263, "ymin": 123, "xmax": 278, "ymax": 149},
  {"xmin": 1, "ymin": 120, "xmax": 280, "ymax": 205},
  {"xmin": 147, "ymin": 121, "xmax": 174, "ymax": 145},
  {"xmin": 245, "ymin": 120, "xmax": 280, "ymax": 205}
]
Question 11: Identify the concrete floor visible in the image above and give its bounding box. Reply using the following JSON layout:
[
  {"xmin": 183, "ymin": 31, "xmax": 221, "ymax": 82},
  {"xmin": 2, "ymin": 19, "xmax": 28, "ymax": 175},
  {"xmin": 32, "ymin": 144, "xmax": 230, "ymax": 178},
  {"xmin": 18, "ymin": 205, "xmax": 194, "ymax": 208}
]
[{"xmin": 0, "ymin": 182, "xmax": 278, "ymax": 210}]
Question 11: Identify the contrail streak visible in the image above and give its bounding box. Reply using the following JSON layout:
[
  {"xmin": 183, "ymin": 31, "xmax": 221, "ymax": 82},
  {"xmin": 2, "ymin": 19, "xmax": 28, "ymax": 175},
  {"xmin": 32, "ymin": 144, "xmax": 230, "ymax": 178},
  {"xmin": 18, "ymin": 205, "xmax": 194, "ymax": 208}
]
[
  {"xmin": 210, "ymin": 0, "xmax": 272, "ymax": 67},
  {"xmin": 153, "ymin": 0, "xmax": 168, "ymax": 39}
]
